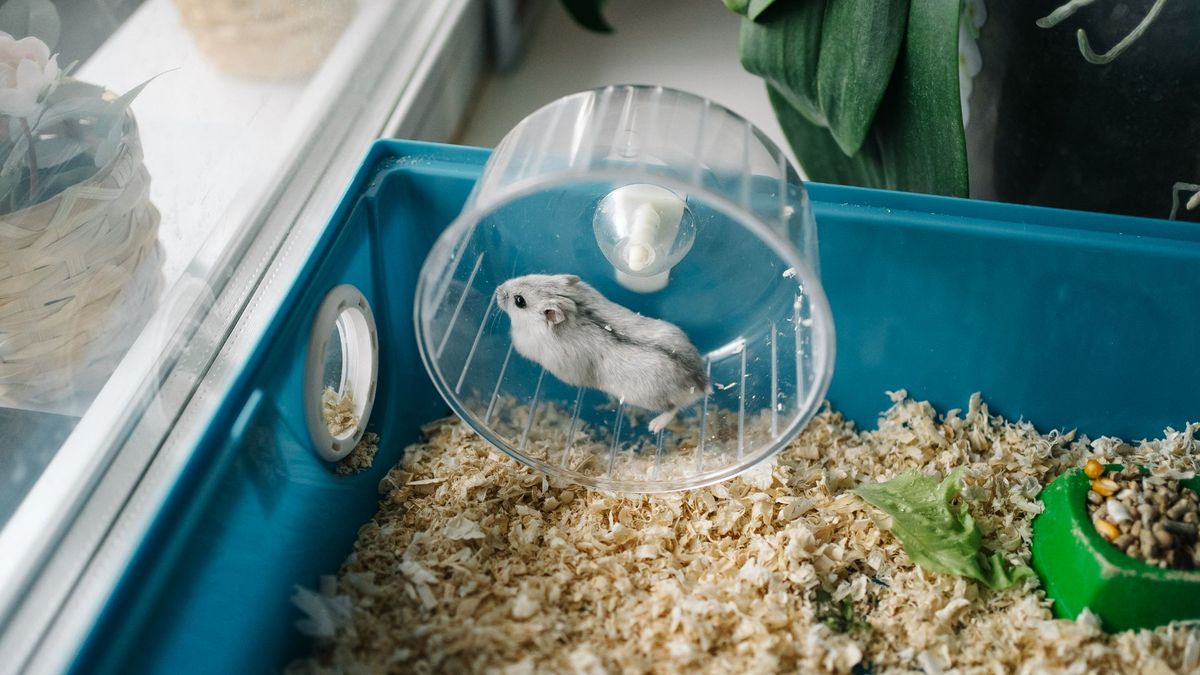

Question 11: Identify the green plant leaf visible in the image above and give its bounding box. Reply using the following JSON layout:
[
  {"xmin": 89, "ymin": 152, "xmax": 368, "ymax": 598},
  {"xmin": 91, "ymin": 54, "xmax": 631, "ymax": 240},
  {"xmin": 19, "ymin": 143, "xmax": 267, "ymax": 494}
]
[
  {"xmin": 854, "ymin": 469, "xmax": 1034, "ymax": 590},
  {"xmin": 723, "ymin": 0, "xmax": 750, "ymax": 15},
  {"xmin": 769, "ymin": 84, "xmax": 888, "ymax": 186},
  {"xmin": 558, "ymin": 0, "xmax": 612, "ymax": 33},
  {"xmin": 33, "ymin": 160, "xmax": 96, "ymax": 203},
  {"xmin": 883, "ymin": 0, "xmax": 967, "ymax": 196},
  {"xmin": 33, "ymin": 73, "xmax": 164, "ymax": 142},
  {"xmin": 114, "ymin": 71, "xmax": 171, "ymax": 107},
  {"xmin": 815, "ymin": 0, "xmax": 909, "ymax": 155},
  {"xmin": 92, "ymin": 116, "xmax": 126, "ymax": 168},
  {"xmin": 0, "ymin": 165, "xmax": 23, "ymax": 214},
  {"xmin": 31, "ymin": 135, "xmax": 87, "ymax": 168},
  {"xmin": 764, "ymin": 0, "xmax": 966, "ymax": 196},
  {"xmin": 725, "ymin": 0, "xmax": 782, "ymax": 21},
  {"xmin": 30, "ymin": 96, "xmax": 114, "ymax": 132},
  {"xmin": 1, "ymin": 132, "xmax": 30, "ymax": 177},
  {"xmin": 0, "ymin": 0, "xmax": 61, "ymax": 50},
  {"xmin": 40, "ymin": 79, "xmax": 108, "ymax": 107},
  {"xmin": 739, "ymin": 1, "xmax": 829, "ymax": 125},
  {"xmin": 747, "ymin": 0, "xmax": 782, "ymax": 21}
]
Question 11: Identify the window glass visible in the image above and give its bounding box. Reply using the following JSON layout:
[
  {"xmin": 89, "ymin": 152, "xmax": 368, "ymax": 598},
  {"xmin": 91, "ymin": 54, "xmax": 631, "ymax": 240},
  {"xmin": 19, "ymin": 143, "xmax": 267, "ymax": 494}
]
[{"xmin": 0, "ymin": 0, "xmax": 388, "ymax": 529}]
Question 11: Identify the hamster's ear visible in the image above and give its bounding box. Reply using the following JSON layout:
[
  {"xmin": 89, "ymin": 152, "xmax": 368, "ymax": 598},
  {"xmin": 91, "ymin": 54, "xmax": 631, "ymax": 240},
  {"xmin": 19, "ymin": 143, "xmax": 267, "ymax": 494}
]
[
  {"xmin": 542, "ymin": 297, "xmax": 576, "ymax": 325},
  {"xmin": 563, "ymin": 274, "xmax": 580, "ymax": 286}
]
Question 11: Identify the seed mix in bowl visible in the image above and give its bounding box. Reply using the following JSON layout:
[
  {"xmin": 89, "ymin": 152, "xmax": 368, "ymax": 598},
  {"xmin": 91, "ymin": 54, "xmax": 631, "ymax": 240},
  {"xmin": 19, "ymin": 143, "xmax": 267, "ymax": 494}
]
[{"xmin": 1087, "ymin": 460, "xmax": 1200, "ymax": 569}]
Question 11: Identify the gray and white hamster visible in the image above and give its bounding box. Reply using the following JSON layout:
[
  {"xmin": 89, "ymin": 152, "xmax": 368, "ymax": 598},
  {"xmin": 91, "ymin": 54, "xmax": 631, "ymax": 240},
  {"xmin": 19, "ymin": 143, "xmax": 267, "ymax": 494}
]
[{"xmin": 496, "ymin": 273, "xmax": 710, "ymax": 432}]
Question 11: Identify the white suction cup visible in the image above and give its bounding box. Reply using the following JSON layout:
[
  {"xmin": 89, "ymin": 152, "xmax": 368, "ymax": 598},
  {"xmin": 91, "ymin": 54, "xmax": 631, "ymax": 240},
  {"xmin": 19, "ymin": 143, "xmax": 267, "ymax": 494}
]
[{"xmin": 594, "ymin": 184, "xmax": 693, "ymax": 293}]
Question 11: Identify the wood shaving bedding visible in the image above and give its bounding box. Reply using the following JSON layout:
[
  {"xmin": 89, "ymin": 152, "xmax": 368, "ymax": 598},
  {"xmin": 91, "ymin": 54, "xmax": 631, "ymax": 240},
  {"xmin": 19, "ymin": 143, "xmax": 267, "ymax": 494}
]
[
  {"xmin": 323, "ymin": 387, "xmax": 360, "ymax": 437},
  {"xmin": 477, "ymin": 392, "xmax": 779, "ymax": 483},
  {"xmin": 336, "ymin": 433, "xmax": 380, "ymax": 476},
  {"xmin": 289, "ymin": 391, "xmax": 1200, "ymax": 674},
  {"xmin": 323, "ymin": 387, "xmax": 378, "ymax": 475}
]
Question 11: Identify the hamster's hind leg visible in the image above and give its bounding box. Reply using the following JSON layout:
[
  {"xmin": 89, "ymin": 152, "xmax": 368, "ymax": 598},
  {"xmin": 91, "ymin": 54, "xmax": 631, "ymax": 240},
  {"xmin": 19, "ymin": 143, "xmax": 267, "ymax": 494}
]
[{"xmin": 648, "ymin": 409, "xmax": 677, "ymax": 433}]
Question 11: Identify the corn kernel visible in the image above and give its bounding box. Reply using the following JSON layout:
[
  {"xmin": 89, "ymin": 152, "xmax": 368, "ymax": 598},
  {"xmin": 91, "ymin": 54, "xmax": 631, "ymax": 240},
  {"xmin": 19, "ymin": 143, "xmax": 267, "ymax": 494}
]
[
  {"xmin": 1094, "ymin": 518, "xmax": 1119, "ymax": 541},
  {"xmin": 1091, "ymin": 478, "xmax": 1119, "ymax": 497},
  {"xmin": 1084, "ymin": 459, "xmax": 1104, "ymax": 479}
]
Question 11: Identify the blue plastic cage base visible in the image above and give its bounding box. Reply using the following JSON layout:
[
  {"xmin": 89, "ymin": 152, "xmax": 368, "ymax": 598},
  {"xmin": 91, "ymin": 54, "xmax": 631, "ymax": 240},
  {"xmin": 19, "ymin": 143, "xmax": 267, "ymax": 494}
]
[{"xmin": 71, "ymin": 140, "xmax": 1200, "ymax": 674}]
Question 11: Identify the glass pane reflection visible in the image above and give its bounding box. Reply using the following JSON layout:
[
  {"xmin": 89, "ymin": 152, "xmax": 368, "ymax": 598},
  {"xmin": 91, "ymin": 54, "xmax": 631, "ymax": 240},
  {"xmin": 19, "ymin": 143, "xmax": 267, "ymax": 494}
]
[{"xmin": 0, "ymin": 0, "xmax": 372, "ymax": 529}]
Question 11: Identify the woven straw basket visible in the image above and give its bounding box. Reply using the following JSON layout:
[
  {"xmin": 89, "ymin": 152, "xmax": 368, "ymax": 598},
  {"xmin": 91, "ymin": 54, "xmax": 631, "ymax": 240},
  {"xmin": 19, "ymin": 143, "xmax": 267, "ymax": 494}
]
[
  {"xmin": 174, "ymin": 0, "xmax": 355, "ymax": 81},
  {"xmin": 0, "ymin": 114, "xmax": 162, "ymax": 408}
]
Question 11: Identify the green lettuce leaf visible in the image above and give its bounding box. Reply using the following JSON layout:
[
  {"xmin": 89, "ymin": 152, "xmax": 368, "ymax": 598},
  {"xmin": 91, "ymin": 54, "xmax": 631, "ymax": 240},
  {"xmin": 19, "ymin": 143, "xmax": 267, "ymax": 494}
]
[{"xmin": 853, "ymin": 468, "xmax": 1034, "ymax": 589}]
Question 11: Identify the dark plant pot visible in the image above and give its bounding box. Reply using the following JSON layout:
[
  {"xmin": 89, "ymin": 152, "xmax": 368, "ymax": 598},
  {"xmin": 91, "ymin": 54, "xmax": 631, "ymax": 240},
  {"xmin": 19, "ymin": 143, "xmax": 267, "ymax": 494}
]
[{"xmin": 965, "ymin": 0, "xmax": 1200, "ymax": 222}]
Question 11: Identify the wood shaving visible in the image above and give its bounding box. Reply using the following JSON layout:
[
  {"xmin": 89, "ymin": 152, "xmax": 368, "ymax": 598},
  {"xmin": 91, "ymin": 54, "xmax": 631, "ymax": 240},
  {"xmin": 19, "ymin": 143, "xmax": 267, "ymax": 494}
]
[
  {"xmin": 470, "ymin": 393, "xmax": 776, "ymax": 484},
  {"xmin": 323, "ymin": 386, "xmax": 359, "ymax": 437},
  {"xmin": 292, "ymin": 576, "xmax": 353, "ymax": 639},
  {"xmin": 323, "ymin": 386, "xmax": 378, "ymax": 475},
  {"xmin": 336, "ymin": 433, "xmax": 379, "ymax": 476},
  {"xmin": 288, "ymin": 391, "xmax": 1200, "ymax": 674}
]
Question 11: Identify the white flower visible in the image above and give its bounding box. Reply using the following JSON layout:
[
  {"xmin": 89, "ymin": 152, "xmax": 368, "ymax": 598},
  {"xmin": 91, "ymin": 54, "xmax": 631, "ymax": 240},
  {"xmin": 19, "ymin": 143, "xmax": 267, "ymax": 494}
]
[
  {"xmin": 0, "ymin": 32, "xmax": 60, "ymax": 119},
  {"xmin": 957, "ymin": 1, "xmax": 987, "ymax": 129},
  {"xmin": 963, "ymin": 0, "xmax": 987, "ymax": 31},
  {"xmin": 958, "ymin": 24, "xmax": 983, "ymax": 79}
]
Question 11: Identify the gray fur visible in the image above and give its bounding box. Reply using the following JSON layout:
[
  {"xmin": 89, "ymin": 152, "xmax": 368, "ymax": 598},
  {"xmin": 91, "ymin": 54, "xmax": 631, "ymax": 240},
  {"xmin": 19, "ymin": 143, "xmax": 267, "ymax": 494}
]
[{"xmin": 495, "ymin": 274, "xmax": 710, "ymax": 426}]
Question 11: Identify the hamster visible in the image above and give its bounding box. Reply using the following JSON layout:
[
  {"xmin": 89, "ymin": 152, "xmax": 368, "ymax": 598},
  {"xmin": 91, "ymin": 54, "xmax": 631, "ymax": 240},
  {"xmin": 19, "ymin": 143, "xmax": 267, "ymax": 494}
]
[{"xmin": 495, "ymin": 273, "xmax": 710, "ymax": 433}]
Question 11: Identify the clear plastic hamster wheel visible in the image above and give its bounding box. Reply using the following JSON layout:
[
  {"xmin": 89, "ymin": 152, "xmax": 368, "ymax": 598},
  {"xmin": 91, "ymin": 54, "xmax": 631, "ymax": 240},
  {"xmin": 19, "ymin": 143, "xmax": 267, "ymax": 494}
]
[{"xmin": 416, "ymin": 85, "xmax": 834, "ymax": 492}]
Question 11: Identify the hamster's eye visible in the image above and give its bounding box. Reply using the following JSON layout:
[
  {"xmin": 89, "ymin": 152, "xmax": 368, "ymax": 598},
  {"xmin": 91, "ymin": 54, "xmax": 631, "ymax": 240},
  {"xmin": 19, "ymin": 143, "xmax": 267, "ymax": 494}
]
[{"xmin": 514, "ymin": 294, "xmax": 526, "ymax": 309}]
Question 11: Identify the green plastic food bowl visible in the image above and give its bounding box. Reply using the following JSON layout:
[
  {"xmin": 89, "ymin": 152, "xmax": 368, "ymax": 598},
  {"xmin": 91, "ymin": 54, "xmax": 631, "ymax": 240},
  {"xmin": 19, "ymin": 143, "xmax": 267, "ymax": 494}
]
[{"xmin": 1031, "ymin": 465, "xmax": 1200, "ymax": 632}]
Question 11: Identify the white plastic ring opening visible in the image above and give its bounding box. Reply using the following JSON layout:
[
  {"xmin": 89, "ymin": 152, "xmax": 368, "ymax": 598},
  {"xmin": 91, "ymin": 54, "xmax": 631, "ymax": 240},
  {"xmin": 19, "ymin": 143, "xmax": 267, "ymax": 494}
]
[{"xmin": 304, "ymin": 284, "xmax": 378, "ymax": 462}]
